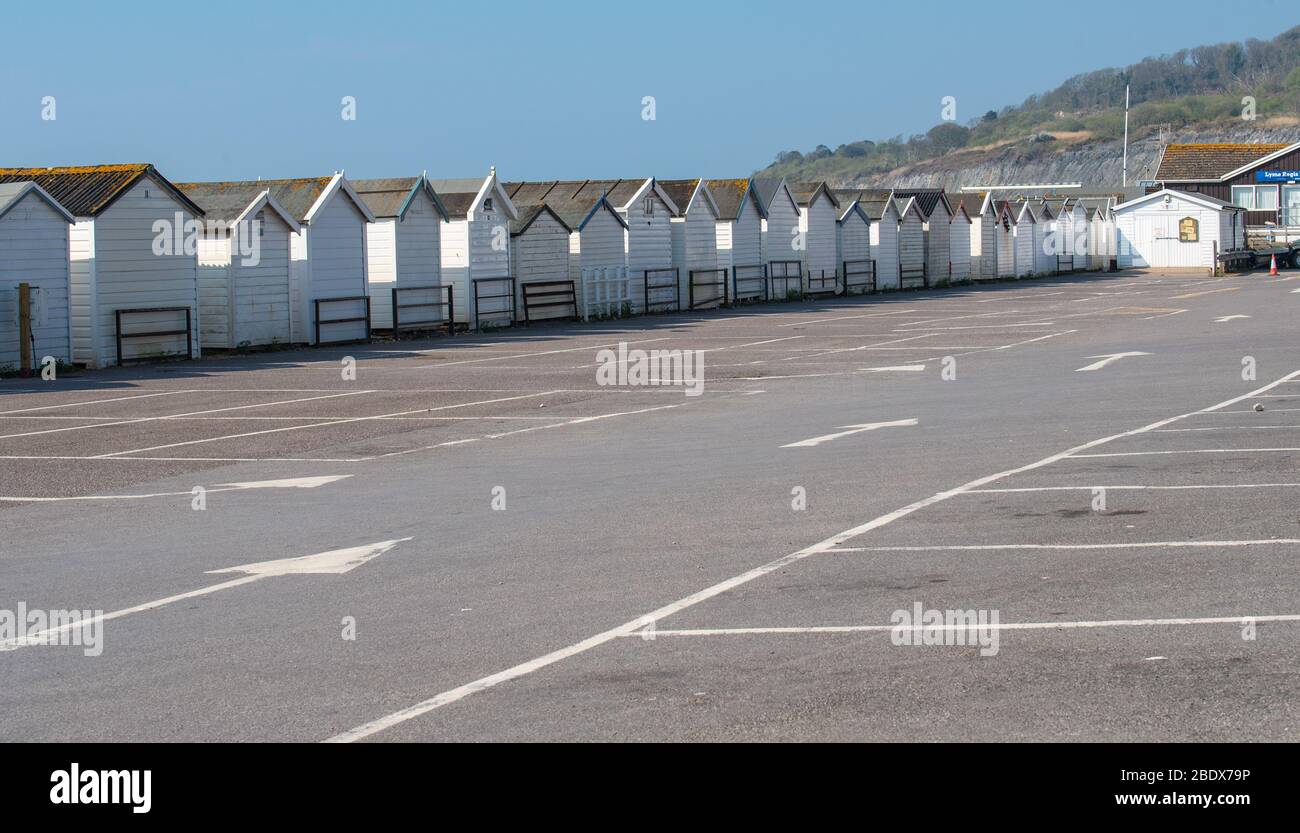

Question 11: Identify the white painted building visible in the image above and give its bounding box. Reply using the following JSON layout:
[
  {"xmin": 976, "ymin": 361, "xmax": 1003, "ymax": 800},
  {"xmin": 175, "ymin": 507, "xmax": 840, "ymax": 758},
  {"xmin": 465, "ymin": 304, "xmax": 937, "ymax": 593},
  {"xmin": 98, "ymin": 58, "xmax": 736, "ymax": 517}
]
[
  {"xmin": 0, "ymin": 164, "xmax": 203, "ymax": 367},
  {"xmin": 994, "ymin": 200, "xmax": 1017, "ymax": 278},
  {"xmin": 862, "ymin": 196, "xmax": 902, "ymax": 290},
  {"xmin": 0, "ymin": 182, "xmax": 74, "ymax": 370},
  {"xmin": 1114, "ymin": 188, "xmax": 1247, "ymax": 270},
  {"xmin": 949, "ymin": 192, "xmax": 997, "ymax": 279},
  {"xmin": 174, "ymin": 183, "xmax": 301, "ymax": 350},
  {"xmin": 836, "ymin": 199, "xmax": 873, "ymax": 292},
  {"xmin": 429, "ymin": 170, "xmax": 519, "ymax": 328},
  {"xmin": 896, "ymin": 197, "xmax": 927, "ymax": 287},
  {"xmin": 790, "ymin": 181, "xmax": 840, "ymax": 292},
  {"xmin": 706, "ymin": 179, "xmax": 765, "ymax": 278},
  {"xmin": 949, "ymin": 203, "xmax": 972, "ymax": 282},
  {"xmin": 1012, "ymin": 201, "xmax": 1036, "ymax": 277},
  {"xmin": 895, "ymin": 190, "xmax": 953, "ymax": 285},
  {"xmin": 661, "ymin": 179, "xmax": 722, "ymax": 306},
  {"xmin": 752, "ymin": 177, "xmax": 804, "ymax": 292},
  {"xmin": 510, "ymin": 204, "xmax": 573, "ymax": 319},
  {"xmin": 353, "ymin": 177, "xmax": 448, "ymax": 330}
]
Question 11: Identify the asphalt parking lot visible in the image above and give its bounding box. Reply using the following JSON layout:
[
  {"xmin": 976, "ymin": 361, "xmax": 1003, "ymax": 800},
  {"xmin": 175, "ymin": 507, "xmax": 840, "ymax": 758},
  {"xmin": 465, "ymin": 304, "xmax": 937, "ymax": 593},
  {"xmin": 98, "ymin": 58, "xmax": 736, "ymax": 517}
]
[{"xmin": 2, "ymin": 268, "xmax": 1298, "ymax": 741}]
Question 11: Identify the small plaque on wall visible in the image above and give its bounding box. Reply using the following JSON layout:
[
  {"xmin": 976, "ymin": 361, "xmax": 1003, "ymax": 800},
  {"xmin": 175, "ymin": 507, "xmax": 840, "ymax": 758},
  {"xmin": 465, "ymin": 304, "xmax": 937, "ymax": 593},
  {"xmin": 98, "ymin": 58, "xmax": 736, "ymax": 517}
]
[{"xmin": 1179, "ymin": 217, "xmax": 1199, "ymax": 242}]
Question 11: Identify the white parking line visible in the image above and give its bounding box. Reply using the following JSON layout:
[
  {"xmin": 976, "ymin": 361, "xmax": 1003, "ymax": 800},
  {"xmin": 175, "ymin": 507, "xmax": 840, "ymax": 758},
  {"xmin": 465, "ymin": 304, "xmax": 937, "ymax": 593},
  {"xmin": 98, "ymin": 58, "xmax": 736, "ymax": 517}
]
[
  {"xmin": 828, "ymin": 539, "xmax": 1300, "ymax": 552},
  {"xmin": 0, "ymin": 390, "xmax": 196, "ymax": 416},
  {"xmin": 967, "ymin": 483, "xmax": 1300, "ymax": 493},
  {"xmin": 1071, "ymin": 448, "xmax": 1300, "ymax": 458},
  {"xmin": 626, "ymin": 614, "xmax": 1300, "ymax": 638},
  {"xmin": 325, "ymin": 367, "xmax": 1300, "ymax": 743}
]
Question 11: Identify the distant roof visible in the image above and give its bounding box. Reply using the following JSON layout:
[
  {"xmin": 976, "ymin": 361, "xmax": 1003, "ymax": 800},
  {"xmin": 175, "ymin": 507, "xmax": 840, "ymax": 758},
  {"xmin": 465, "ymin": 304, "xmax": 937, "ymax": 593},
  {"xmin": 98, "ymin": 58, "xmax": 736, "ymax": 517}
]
[
  {"xmin": 0, "ymin": 181, "xmax": 75, "ymax": 223},
  {"xmin": 425, "ymin": 177, "xmax": 490, "ymax": 217},
  {"xmin": 944, "ymin": 192, "xmax": 987, "ymax": 216},
  {"xmin": 0, "ymin": 163, "xmax": 202, "ymax": 217},
  {"xmin": 504, "ymin": 180, "xmax": 629, "ymax": 232},
  {"xmin": 1155, "ymin": 143, "xmax": 1290, "ymax": 182},
  {"xmin": 1114, "ymin": 187, "xmax": 1240, "ymax": 213},
  {"xmin": 510, "ymin": 203, "xmax": 571, "ymax": 236},
  {"xmin": 704, "ymin": 179, "xmax": 762, "ymax": 221},
  {"xmin": 892, "ymin": 188, "xmax": 950, "ymax": 217},
  {"xmin": 177, "ymin": 177, "xmax": 341, "ymax": 224},
  {"xmin": 789, "ymin": 181, "xmax": 839, "ymax": 208},
  {"xmin": 858, "ymin": 198, "xmax": 896, "ymax": 221},
  {"xmin": 175, "ymin": 181, "xmax": 299, "ymax": 230},
  {"xmin": 658, "ymin": 179, "xmax": 700, "ymax": 215},
  {"xmin": 750, "ymin": 177, "xmax": 794, "ymax": 214},
  {"xmin": 352, "ymin": 176, "xmax": 448, "ymax": 221}
]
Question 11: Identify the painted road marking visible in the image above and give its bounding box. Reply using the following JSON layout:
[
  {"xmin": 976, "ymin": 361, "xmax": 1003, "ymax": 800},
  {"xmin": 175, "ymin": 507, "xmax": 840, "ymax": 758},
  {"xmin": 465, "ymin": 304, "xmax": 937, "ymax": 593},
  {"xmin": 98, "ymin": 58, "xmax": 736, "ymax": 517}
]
[
  {"xmin": 1075, "ymin": 352, "xmax": 1150, "ymax": 372},
  {"xmin": 967, "ymin": 483, "xmax": 1300, "ymax": 494},
  {"xmin": 782, "ymin": 418, "xmax": 918, "ymax": 448},
  {"xmin": 828, "ymin": 539, "xmax": 1300, "ymax": 552},
  {"xmin": 0, "ymin": 475, "xmax": 351, "ymax": 502},
  {"xmin": 0, "ymin": 539, "xmax": 410, "ymax": 652},
  {"xmin": 626, "ymin": 614, "xmax": 1300, "ymax": 638},
  {"xmin": 1171, "ymin": 286, "xmax": 1240, "ymax": 299},
  {"xmin": 325, "ymin": 368, "xmax": 1300, "ymax": 743},
  {"xmin": 1214, "ymin": 315, "xmax": 1251, "ymax": 323}
]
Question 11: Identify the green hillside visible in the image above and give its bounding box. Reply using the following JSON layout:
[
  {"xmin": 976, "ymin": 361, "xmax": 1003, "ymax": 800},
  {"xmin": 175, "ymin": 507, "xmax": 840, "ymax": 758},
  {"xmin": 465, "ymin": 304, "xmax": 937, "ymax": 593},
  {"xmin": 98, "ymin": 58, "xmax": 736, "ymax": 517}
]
[{"xmin": 761, "ymin": 26, "xmax": 1300, "ymax": 183}]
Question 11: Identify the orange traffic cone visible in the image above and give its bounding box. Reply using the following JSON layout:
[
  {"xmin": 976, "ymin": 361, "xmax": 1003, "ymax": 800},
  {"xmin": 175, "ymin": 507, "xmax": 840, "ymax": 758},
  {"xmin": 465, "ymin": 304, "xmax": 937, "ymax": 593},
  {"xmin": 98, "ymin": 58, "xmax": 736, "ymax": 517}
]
[{"xmin": 1270, "ymin": 254, "xmax": 1279, "ymax": 276}]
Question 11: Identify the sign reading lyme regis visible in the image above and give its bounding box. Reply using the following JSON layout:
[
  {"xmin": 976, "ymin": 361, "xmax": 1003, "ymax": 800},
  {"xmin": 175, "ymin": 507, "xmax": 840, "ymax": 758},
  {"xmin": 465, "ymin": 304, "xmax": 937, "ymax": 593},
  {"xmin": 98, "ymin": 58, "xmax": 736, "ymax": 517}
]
[{"xmin": 1256, "ymin": 170, "xmax": 1300, "ymax": 182}]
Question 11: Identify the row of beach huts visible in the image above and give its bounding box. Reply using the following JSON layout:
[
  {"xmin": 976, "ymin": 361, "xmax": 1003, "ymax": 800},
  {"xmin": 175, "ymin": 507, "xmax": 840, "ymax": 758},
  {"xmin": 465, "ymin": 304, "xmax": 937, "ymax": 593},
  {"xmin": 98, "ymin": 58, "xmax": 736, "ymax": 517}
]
[{"xmin": 0, "ymin": 163, "xmax": 1118, "ymax": 370}]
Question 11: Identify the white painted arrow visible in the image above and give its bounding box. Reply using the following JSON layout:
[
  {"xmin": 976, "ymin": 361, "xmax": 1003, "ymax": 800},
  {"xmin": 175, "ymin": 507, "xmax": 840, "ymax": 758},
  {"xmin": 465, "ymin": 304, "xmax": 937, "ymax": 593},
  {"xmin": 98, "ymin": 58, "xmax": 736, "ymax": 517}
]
[
  {"xmin": 0, "ymin": 475, "xmax": 351, "ymax": 503},
  {"xmin": 0, "ymin": 538, "xmax": 410, "ymax": 652},
  {"xmin": 1074, "ymin": 352, "xmax": 1150, "ymax": 372},
  {"xmin": 863, "ymin": 364, "xmax": 926, "ymax": 373},
  {"xmin": 1214, "ymin": 315, "xmax": 1251, "ymax": 323},
  {"xmin": 782, "ymin": 418, "xmax": 918, "ymax": 448}
]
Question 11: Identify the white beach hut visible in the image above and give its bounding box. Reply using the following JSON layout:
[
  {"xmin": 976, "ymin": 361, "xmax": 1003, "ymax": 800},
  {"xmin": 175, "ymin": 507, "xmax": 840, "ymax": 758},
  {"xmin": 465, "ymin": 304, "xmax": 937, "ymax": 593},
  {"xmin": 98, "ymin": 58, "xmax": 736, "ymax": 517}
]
[
  {"xmin": 836, "ymin": 198, "xmax": 874, "ymax": 293},
  {"xmin": 429, "ymin": 169, "xmax": 519, "ymax": 328},
  {"xmin": 175, "ymin": 182, "xmax": 301, "ymax": 349},
  {"xmin": 752, "ymin": 177, "xmax": 804, "ymax": 297},
  {"xmin": 0, "ymin": 164, "xmax": 203, "ymax": 367},
  {"xmin": 790, "ymin": 181, "xmax": 841, "ymax": 294},
  {"xmin": 949, "ymin": 202, "xmax": 972, "ymax": 282},
  {"xmin": 352, "ymin": 176, "xmax": 448, "ymax": 331},
  {"xmin": 706, "ymin": 179, "xmax": 766, "ymax": 301},
  {"xmin": 661, "ymin": 179, "xmax": 724, "ymax": 308},
  {"xmin": 0, "ymin": 182, "xmax": 74, "ymax": 370}
]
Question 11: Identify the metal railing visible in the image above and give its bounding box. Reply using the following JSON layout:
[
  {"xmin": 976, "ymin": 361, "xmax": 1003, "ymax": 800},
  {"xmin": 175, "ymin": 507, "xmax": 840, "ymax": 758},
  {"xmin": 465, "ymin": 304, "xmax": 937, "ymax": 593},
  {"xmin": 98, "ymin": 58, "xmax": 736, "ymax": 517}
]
[
  {"xmin": 688, "ymin": 268, "xmax": 729, "ymax": 310},
  {"xmin": 391, "ymin": 285, "xmax": 454, "ymax": 337},
  {"xmin": 768, "ymin": 260, "xmax": 803, "ymax": 300},
  {"xmin": 114, "ymin": 306, "xmax": 193, "ymax": 366},
  {"xmin": 472, "ymin": 276, "xmax": 516, "ymax": 329},
  {"xmin": 314, "ymin": 296, "xmax": 371, "ymax": 346},
  {"xmin": 843, "ymin": 259, "xmax": 876, "ymax": 294},
  {"xmin": 521, "ymin": 280, "xmax": 578, "ymax": 323},
  {"xmin": 642, "ymin": 267, "xmax": 680, "ymax": 314},
  {"xmin": 731, "ymin": 264, "xmax": 768, "ymax": 303},
  {"xmin": 804, "ymin": 268, "xmax": 838, "ymax": 296}
]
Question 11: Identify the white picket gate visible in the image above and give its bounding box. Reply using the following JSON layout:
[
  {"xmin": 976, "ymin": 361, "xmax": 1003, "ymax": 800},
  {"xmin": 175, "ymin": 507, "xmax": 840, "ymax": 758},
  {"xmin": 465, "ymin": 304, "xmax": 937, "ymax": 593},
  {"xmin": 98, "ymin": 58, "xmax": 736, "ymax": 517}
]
[{"xmin": 581, "ymin": 266, "xmax": 632, "ymax": 321}]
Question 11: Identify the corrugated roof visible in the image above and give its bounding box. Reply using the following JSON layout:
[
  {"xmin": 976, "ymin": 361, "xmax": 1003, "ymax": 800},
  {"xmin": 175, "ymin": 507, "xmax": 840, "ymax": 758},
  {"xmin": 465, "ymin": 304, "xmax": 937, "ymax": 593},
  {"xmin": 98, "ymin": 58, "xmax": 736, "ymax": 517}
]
[
  {"xmin": 0, "ymin": 163, "xmax": 202, "ymax": 217},
  {"xmin": 1155, "ymin": 143, "xmax": 1288, "ymax": 181},
  {"xmin": 892, "ymin": 188, "xmax": 949, "ymax": 217},
  {"xmin": 176, "ymin": 181, "xmax": 270, "ymax": 223},
  {"xmin": 426, "ymin": 177, "xmax": 489, "ymax": 218},
  {"xmin": 503, "ymin": 180, "xmax": 628, "ymax": 231}
]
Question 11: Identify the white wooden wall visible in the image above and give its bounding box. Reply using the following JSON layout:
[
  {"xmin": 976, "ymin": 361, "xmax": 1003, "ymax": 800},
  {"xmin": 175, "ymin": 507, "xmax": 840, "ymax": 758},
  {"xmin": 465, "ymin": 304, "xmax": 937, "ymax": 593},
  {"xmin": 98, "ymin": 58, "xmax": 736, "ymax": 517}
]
[
  {"xmin": 514, "ymin": 211, "xmax": 571, "ymax": 320},
  {"xmin": 302, "ymin": 192, "xmax": 369, "ymax": 343},
  {"xmin": 89, "ymin": 179, "xmax": 199, "ymax": 367},
  {"xmin": 996, "ymin": 218, "xmax": 1016, "ymax": 277},
  {"xmin": 623, "ymin": 192, "xmax": 673, "ymax": 309},
  {"xmin": 799, "ymin": 193, "xmax": 838, "ymax": 279},
  {"xmin": 569, "ymin": 209, "xmax": 626, "ymax": 312},
  {"xmin": 762, "ymin": 194, "xmax": 801, "ymax": 269},
  {"xmin": 870, "ymin": 213, "xmax": 901, "ymax": 289},
  {"xmin": 1014, "ymin": 219, "xmax": 1035, "ymax": 277},
  {"xmin": 365, "ymin": 218, "xmax": 398, "ymax": 329},
  {"xmin": 232, "ymin": 213, "xmax": 293, "ymax": 346},
  {"xmin": 1116, "ymin": 195, "xmax": 1230, "ymax": 269},
  {"xmin": 924, "ymin": 211, "xmax": 950, "ymax": 284},
  {"xmin": 949, "ymin": 219, "xmax": 971, "ymax": 281},
  {"xmin": 672, "ymin": 197, "xmax": 719, "ymax": 302},
  {"xmin": 0, "ymin": 193, "xmax": 71, "ymax": 368},
  {"xmin": 898, "ymin": 212, "xmax": 926, "ymax": 282}
]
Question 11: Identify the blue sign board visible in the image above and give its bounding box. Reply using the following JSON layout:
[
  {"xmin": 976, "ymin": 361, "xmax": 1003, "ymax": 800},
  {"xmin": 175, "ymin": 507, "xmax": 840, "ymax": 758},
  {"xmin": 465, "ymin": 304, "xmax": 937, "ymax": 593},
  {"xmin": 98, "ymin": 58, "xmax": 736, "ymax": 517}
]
[{"xmin": 1256, "ymin": 170, "xmax": 1300, "ymax": 182}]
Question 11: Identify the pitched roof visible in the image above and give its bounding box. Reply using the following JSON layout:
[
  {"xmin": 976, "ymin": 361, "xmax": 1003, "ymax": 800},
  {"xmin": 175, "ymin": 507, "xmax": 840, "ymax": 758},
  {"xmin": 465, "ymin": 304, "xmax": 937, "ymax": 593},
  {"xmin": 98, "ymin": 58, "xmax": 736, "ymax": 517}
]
[
  {"xmin": 891, "ymin": 188, "xmax": 951, "ymax": 217},
  {"xmin": 858, "ymin": 197, "xmax": 897, "ymax": 221},
  {"xmin": 1154, "ymin": 143, "xmax": 1290, "ymax": 182},
  {"xmin": 0, "ymin": 181, "xmax": 75, "ymax": 223},
  {"xmin": 352, "ymin": 176, "xmax": 448, "ymax": 221},
  {"xmin": 704, "ymin": 179, "xmax": 762, "ymax": 221},
  {"xmin": 789, "ymin": 181, "xmax": 839, "ymax": 208},
  {"xmin": 658, "ymin": 179, "xmax": 700, "ymax": 215},
  {"xmin": 424, "ymin": 177, "xmax": 490, "ymax": 217},
  {"xmin": 510, "ymin": 203, "xmax": 572, "ymax": 236},
  {"xmin": 0, "ymin": 163, "xmax": 202, "ymax": 217},
  {"xmin": 945, "ymin": 192, "xmax": 988, "ymax": 217},
  {"xmin": 505, "ymin": 180, "xmax": 630, "ymax": 231},
  {"xmin": 1114, "ymin": 187, "xmax": 1239, "ymax": 212}
]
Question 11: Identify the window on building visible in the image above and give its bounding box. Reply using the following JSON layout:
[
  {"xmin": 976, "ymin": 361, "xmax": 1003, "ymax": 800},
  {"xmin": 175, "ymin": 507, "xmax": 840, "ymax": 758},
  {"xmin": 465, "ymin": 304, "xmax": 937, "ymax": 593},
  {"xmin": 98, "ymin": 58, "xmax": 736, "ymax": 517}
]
[
  {"xmin": 643, "ymin": 197, "xmax": 654, "ymax": 216},
  {"xmin": 483, "ymin": 198, "xmax": 494, "ymax": 212},
  {"xmin": 1232, "ymin": 185, "xmax": 1278, "ymax": 211}
]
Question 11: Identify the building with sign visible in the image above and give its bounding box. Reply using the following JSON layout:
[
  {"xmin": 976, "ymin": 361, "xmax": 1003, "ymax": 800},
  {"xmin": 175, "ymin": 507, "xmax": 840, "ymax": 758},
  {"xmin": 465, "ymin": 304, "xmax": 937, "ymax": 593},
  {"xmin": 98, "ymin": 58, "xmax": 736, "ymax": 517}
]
[
  {"xmin": 1113, "ymin": 188, "xmax": 1246, "ymax": 271},
  {"xmin": 1149, "ymin": 141, "xmax": 1300, "ymax": 230}
]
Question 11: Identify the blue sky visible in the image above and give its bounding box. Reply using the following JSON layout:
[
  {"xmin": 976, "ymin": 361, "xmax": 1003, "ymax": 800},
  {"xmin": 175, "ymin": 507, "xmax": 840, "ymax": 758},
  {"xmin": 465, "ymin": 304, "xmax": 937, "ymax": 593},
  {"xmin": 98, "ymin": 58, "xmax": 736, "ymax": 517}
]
[{"xmin": 0, "ymin": 0, "xmax": 1280, "ymax": 182}]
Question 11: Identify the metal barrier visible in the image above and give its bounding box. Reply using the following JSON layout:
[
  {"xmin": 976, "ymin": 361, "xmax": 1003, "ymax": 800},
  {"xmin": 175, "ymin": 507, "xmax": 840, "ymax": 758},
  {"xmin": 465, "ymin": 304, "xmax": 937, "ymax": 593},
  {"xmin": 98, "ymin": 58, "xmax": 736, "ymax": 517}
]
[
  {"xmin": 114, "ymin": 306, "xmax": 193, "ymax": 366},
  {"xmin": 391, "ymin": 285, "xmax": 454, "ymax": 336},
  {"xmin": 314, "ymin": 296, "xmax": 371, "ymax": 345},
  {"xmin": 688, "ymin": 268, "xmax": 729, "ymax": 310},
  {"xmin": 843, "ymin": 259, "xmax": 876, "ymax": 294},
  {"xmin": 521, "ymin": 280, "xmax": 578, "ymax": 323},
  {"xmin": 731, "ymin": 264, "xmax": 768, "ymax": 303},
  {"xmin": 472, "ymin": 276, "xmax": 516, "ymax": 329},
  {"xmin": 581, "ymin": 266, "xmax": 631, "ymax": 321},
  {"xmin": 642, "ymin": 267, "xmax": 680, "ymax": 314},
  {"xmin": 805, "ymin": 268, "xmax": 838, "ymax": 296},
  {"xmin": 768, "ymin": 260, "xmax": 803, "ymax": 300},
  {"xmin": 1056, "ymin": 254, "xmax": 1075, "ymax": 273},
  {"xmin": 900, "ymin": 265, "xmax": 928, "ymax": 289}
]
